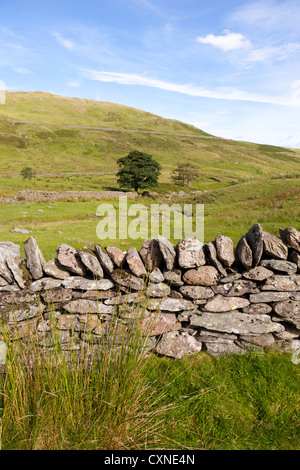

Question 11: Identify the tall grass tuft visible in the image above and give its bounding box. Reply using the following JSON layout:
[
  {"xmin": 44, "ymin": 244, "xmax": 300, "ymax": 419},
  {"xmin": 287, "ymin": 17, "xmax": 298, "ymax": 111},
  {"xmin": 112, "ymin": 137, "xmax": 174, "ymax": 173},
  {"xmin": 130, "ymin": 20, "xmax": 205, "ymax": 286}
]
[{"xmin": 0, "ymin": 300, "xmax": 175, "ymax": 450}]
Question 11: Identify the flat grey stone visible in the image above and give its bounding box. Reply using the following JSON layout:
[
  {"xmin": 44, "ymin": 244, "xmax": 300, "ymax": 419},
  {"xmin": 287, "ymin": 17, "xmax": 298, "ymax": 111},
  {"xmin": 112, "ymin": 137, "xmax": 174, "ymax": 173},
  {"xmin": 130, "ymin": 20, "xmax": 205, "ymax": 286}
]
[
  {"xmin": 203, "ymin": 295, "xmax": 250, "ymax": 312},
  {"xmin": 179, "ymin": 285, "xmax": 214, "ymax": 300},
  {"xmin": 62, "ymin": 277, "xmax": 114, "ymax": 291},
  {"xmin": 243, "ymin": 266, "xmax": 274, "ymax": 281},
  {"xmin": 29, "ymin": 277, "xmax": 63, "ymax": 292},
  {"xmin": 273, "ymin": 300, "xmax": 300, "ymax": 328},
  {"xmin": 190, "ymin": 311, "xmax": 284, "ymax": 335},
  {"xmin": 242, "ymin": 303, "xmax": 273, "ymax": 315},
  {"xmin": 249, "ymin": 291, "xmax": 296, "ymax": 303},
  {"xmin": 111, "ymin": 269, "xmax": 145, "ymax": 291},
  {"xmin": 261, "ymin": 275, "xmax": 300, "ymax": 291},
  {"xmin": 43, "ymin": 258, "xmax": 71, "ymax": 279},
  {"xmin": 63, "ymin": 299, "xmax": 114, "ymax": 314},
  {"xmin": 260, "ymin": 259, "xmax": 297, "ymax": 275},
  {"xmin": 163, "ymin": 269, "xmax": 183, "ymax": 287}
]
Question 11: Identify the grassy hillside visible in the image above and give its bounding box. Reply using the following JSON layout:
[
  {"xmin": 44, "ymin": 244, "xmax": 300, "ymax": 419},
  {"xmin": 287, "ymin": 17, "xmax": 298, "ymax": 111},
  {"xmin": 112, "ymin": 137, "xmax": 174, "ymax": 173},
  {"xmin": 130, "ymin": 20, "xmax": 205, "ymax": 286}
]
[{"xmin": 0, "ymin": 91, "xmax": 299, "ymax": 181}]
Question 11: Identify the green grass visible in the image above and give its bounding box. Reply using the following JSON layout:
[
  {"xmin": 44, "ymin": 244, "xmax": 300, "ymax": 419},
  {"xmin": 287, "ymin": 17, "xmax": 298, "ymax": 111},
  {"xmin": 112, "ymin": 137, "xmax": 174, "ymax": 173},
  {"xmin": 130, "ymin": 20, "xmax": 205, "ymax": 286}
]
[
  {"xmin": 144, "ymin": 352, "xmax": 300, "ymax": 450},
  {"xmin": 1, "ymin": 322, "xmax": 299, "ymax": 450},
  {"xmin": 0, "ymin": 176, "xmax": 299, "ymax": 260}
]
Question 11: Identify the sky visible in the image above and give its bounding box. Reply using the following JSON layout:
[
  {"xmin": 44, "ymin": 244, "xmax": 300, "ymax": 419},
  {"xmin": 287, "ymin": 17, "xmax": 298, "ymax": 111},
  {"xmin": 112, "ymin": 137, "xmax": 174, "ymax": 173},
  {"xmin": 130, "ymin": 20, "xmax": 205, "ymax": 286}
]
[{"xmin": 0, "ymin": 0, "xmax": 300, "ymax": 148}]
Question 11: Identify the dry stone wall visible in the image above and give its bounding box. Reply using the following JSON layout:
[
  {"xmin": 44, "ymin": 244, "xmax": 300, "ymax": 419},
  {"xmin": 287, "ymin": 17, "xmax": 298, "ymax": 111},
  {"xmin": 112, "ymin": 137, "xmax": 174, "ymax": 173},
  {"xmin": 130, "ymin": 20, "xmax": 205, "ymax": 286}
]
[{"xmin": 0, "ymin": 223, "xmax": 300, "ymax": 360}]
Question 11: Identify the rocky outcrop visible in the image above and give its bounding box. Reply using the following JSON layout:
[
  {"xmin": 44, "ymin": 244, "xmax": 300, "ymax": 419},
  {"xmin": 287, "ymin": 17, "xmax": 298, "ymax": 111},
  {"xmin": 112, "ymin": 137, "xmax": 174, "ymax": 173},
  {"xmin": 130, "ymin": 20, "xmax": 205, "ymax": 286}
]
[{"xmin": 0, "ymin": 224, "xmax": 300, "ymax": 360}]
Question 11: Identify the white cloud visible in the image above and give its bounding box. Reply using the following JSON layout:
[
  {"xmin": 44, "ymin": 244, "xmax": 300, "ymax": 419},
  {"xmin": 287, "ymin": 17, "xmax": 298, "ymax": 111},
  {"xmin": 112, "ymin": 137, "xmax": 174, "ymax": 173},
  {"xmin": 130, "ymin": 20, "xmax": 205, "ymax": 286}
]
[
  {"xmin": 13, "ymin": 67, "xmax": 31, "ymax": 74},
  {"xmin": 229, "ymin": 0, "xmax": 300, "ymax": 32},
  {"xmin": 196, "ymin": 31, "xmax": 251, "ymax": 51},
  {"xmin": 52, "ymin": 32, "xmax": 75, "ymax": 50},
  {"xmin": 83, "ymin": 69, "xmax": 299, "ymax": 107},
  {"xmin": 242, "ymin": 42, "xmax": 300, "ymax": 64},
  {"xmin": 67, "ymin": 81, "xmax": 81, "ymax": 88}
]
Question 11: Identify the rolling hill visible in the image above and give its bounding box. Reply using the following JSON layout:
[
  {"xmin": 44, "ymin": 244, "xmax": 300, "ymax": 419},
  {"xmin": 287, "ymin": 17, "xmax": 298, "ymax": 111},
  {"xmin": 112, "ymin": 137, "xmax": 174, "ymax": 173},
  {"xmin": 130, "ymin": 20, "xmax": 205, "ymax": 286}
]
[{"xmin": 0, "ymin": 91, "xmax": 299, "ymax": 182}]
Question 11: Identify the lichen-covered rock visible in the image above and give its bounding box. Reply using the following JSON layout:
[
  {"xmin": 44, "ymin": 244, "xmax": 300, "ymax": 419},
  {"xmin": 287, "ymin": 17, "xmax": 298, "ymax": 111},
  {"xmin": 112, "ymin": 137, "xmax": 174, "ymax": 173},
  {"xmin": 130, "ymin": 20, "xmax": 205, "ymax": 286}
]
[
  {"xmin": 163, "ymin": 269, "xmax": 183, "ymax": 287},
  {"xmin": 29, "ymin": 277, "xmax": 63, "ymax": 292},
  {"xmin": 157, "ymin": 235, "xmax": 176, "ymax": 270},
  {"xmin": 63, "ymin": 299, "xmax": 114, "ymax": 315},
  {"xmin": 94, "ymin": 244, "xmax": 115, "ymax": 274},
  {"xmin": 226, "ymin": 280, "xmax": 259, "ymax": 296},
  {"xmin": 246, "ymin": 223, "xmax": 263, "ymax": 267},
  {"xmin": 279, "ymin": 227, "xmax": 300, "ymax": 253},
  {"xmin": 261, "ymin": 275, "xmax": 300, "ymax": 291},
  {"xmin": 273, "ymin": 300, "xmax": 300, "ymax": 328},
  {"xmin": 260, "ymin": 259, "xmax": 297, "ymax": 275},
  {"xmin": 142, "ymin": 313, "xmax": 181, "ymax": 337},
  {"xmin": 105, "ymin": 246, "xmax": 126, "ymax": 268},
  {"xmin": 111, "ymin": 269, "xmax": 145, "ymax": 291},
  {"xmin": 204, "ymin": 242, "xmax": 227, "ymax": 277},
  {"xmin": 242, "ymin": 303, "xmax": 272, "ymax": 315},
  {"xmin": 139, "ymin": 239, "xmax": 162, "ymax": 271},
  {"xmin": 182, "ymin": 266, "xmax": 220, "ymax": 286},
  {"xmin": 190, "ymin": 311, "xmax": 284, "ymax": 335},
  {"xmin": 243, "ymin": 266, "xmax": 274, "ymax": 281},
  {"xmin": 0, "ymin": 245, "xmax": 28, "ymax": 288},
  {"xmin": 177, "ymin": 238, "xmax": 205, "ymax": 269},
  {"xmin": 77, "ymin": 249, "xmax": 104, "ymax": 278},
  {"xmin": 249, "ymin": 291, "xmax": 296, "ymax": 303},
  {"xmin": 147, "ymin": 282, "xmax": 171, "ymax": 298},
  {"xmin": 215, "ymin": 235, "xmax": 235, "ymax": 267},
  {"xmin": 146, "ymin": 297, "xmax": 194, "ymax": 312},
  {"xmin": 236, "ymin": 236, "xmax": 253, "ymax": 270},
  {"xmin": 43, "ymin": 258, "xmax": 71, "ymax": 279},
  {"xmin": 203, "ymin": 295, "xmax": 250, "ymax": 312},
  {"xmin": 24, "ymin": 237, "xmax": 45, "ymax": 280},
  {"xmin": 126, "ymin": 247, "xmax": 147, "ymax": 277},
  {"xmin": 56, "ymin": 244, "xmax": 86, "ymax": 276},
  {"xmin": 62, "ymin": 277, "xmax": 114, "ymax": 291},
  {"xmin": 179, "ymin": 285, "xmax": 214, "ymax": 300},
  {"xmin": 148, "ymin": 267, "xmax": 164, "ymax": 283},
  {"xmin": 262, "ymin": 231, "xmax": 288, "ymax": 260},
  {"xmin": 155, "ymin": 331, "xmax": 202, "ymax": 359}
]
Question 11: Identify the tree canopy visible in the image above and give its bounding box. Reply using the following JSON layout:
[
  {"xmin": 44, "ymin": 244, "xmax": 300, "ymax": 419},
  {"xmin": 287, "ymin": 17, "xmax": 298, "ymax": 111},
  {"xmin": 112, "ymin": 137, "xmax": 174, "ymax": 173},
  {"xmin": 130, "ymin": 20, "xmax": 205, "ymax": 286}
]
[
  {"xmin": 117, "ymin": 150, "xmax": 161, "ymax": 192},
  {"xmin": 170, "ymin": 163, "xmax": 200, "ymax": 188}
]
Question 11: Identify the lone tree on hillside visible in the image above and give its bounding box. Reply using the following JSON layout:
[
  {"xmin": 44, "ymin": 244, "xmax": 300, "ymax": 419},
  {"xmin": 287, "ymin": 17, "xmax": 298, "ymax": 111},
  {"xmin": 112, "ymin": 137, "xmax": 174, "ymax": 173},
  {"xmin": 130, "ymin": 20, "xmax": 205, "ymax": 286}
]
[
  {"xmin": 171, "ymin": 163, "xmax": 200, "ymax": 188},
  {"xmin": 117, "ymin": 150, "xmax": 161, "ymax": 192},
  {"xmin": 20, "ymin": 167, "xmax": 36, "ymax": 180}
]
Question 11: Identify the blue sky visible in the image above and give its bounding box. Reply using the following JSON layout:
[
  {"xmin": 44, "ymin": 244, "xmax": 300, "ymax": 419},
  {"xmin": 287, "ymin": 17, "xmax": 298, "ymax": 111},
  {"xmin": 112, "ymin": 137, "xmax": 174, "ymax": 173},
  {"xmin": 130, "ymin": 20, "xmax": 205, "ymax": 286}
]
[{"xmin": 1, "ymin": 0, "xmax": 300, "ymax": 147}]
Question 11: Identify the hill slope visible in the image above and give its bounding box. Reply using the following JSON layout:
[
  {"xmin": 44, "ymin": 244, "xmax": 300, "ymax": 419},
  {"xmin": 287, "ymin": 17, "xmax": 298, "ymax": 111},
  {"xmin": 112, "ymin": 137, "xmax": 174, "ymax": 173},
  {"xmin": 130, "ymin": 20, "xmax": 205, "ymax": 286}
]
[{"xmin": 0, "ymin": 91, "xmax": 299, "ymax": 182}]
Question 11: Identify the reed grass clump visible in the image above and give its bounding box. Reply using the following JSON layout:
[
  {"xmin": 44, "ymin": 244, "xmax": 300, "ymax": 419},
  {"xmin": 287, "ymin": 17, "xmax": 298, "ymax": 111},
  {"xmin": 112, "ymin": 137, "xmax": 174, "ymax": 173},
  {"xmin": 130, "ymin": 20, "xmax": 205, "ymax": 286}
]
[{"xmin": 0, "ymin": 301, "xmax": 174, "ymax": 450}]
